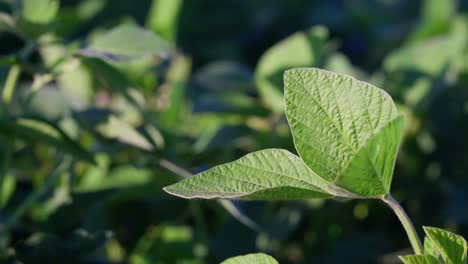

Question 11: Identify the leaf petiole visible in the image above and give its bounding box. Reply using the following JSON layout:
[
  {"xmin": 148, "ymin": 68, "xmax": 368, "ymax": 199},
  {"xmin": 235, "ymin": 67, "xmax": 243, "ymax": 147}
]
[{"xmin": 382, "ymin": 194, "xmax": 424, "ymax": 255}]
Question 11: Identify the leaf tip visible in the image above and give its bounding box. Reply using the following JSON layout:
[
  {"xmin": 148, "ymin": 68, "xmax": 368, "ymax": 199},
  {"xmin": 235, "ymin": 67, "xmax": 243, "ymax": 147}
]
[
  {"xmin": 162, "ymin": 185, "xmax": 176, "ymax": 195},
  {"xmin": 162, "ymin": 184, "xmax": 192, "ymax": 199}
]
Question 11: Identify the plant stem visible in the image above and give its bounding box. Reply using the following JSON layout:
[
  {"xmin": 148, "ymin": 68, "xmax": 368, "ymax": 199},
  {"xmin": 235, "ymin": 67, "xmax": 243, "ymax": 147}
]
[
  {"xmin": 0, "ymin": 141, "xmax": 12, "ymax": 209},
  {"xmin": 2, "ymin": 64, "xmax": 21, "ymax": 107},
  {"xmin": 382, "ymin": 194, "xmax": 424, "ymax": 255}
]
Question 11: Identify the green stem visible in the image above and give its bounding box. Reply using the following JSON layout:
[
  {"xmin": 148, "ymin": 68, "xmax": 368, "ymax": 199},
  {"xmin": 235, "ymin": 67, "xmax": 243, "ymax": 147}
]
[
  {"xmin": 0, "ymin": 141, "xmax": 12, "ymax": 209},
  {"xmin": 2, "ymin": 64, "xmax": 21, "ymax": 106},
  {"xmin": 382, "ymin": 194, "xmax": 424, "ymax": 255}
]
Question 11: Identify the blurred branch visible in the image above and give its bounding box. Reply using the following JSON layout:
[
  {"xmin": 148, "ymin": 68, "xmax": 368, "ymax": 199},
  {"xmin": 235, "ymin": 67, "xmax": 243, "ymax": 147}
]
[{"xmin": 157, "ymin": 158, "xmax": 263, "ymax": 233}]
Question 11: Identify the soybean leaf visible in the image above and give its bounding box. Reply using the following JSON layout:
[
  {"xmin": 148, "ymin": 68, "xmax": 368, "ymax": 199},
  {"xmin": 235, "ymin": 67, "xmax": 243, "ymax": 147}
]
[
  {"xmin": 0, "ymin": 117, "xmax": 94, "ymax": 163},
  {"xmin": 221, "ymin": 253, "xmax": 278, "ymax": 264},
  {"xmin": 164, "ymin": 149, "xmax": 331, "ymax": 200},
  {"xmin": 423, "ymin": 227, "xmax": 467, "ymax": 264},
  {"xmin": 284, "ymin": 68, "xmax": 404, "ymax": 197},
  {"xmin": 80, "ymin": 24, "xmax": 170, "ymax": 62},
  {"xmin": 20, "ymin": 0, "xmax": 59, "ymax": 24},
  {"xmin": 400, "ymin": 254, "xmax": 440, "ymax": 264},
  {"xmin": 255, "ymin": 26, "xmax": 329, "ymax": 112},
  {"xmin": 424, "ymin": 236, "xmax": 444, "ymax": 262}
]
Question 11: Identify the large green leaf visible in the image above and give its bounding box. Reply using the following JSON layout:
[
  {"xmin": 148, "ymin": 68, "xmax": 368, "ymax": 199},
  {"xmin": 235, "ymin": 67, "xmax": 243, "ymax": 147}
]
[
  {"xmin": 21, "ymin": 0, "xmax": 59, "ymax": 24},
  {"xmin": 255, "ymin": 26, "xmax": 329, "ymax": 112},
  {"xmin": 284, "ymin": 68, "xmax": 404, "ymax": 197},
  {"xmin": 81, "ymin": 24, "xmax": 170, "ymax": 61},
  {"xmin": 400, "ymin": 254, "xmax": 440, "ymax": 264},
  {"xmin": 221, "ymin": 253, "xmax": 278, "ymax": 264},
  {"xmin": 164, "ymin": 149, "xmax": 331, "ymax": 200},
  {"xmin": 423, "ymin": 227, "xmax": 467, "ymax": 264}
]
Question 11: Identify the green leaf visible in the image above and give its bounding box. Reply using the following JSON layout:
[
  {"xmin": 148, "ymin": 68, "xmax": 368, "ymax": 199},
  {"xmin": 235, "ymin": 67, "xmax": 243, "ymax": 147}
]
[
  {"xmin": 21, "ymin": 0, "xmax": 59, "ymax": 24},
  {"xmin": 164, "ymin": 149, "xmax": 331, "ymax": 200},
  {"xmin": 385, "ymin": 16, "xmax": 467, "ymax": 76},
  {"xmin": 221, "ymin": 253, "xmax": 279, "ymax": 264},
  {"xmin": 81, "ymin": 24, "xmax": 170, "ymax": 61},
  {"xmin": 1, "ymin": 174, "xmax": 15, "ymax": 208},
  {"xmin": 97, "ymin": 115, "xmax": 154, "ymax": 151},
  {"xmin": 146, "ymin": 0, "xmax": 183, "ymax": 42},
  {"xmin": 0, "ymin": 12, "xmax": 15, "ymax": 32},
  {"xmin": 400, "ymin": 254, "xmax": 440, "ymax": 264},
  {"xmin": 156, "ymin": 55, "xmax": 191, "ymax": 129},
  {"xmin": 410, "ymin": 0, "xmax": 456, "ymax": 41},
  {"xmin": 0, "ymin": 117, "xmax": 94, "ymax": 163},
  {"xmin": 423, "ymin": 227, "xmax": 468, "ymax": 264},
  {"xmin": 284, "ymin": 68, "xmax": 404, "ymax": 197},
  {"xmin": 255, "ymin": 26, "xmax": 329, "ymax": 112},
  {"xmin": 424, "ymin": 236, "xmax": 444, "ymax": 261}
]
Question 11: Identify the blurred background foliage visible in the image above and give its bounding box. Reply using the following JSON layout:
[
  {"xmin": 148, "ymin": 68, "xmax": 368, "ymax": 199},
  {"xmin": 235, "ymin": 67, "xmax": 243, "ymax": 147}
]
[{"xmin": 0, "ymin": 0, "xmax": 468, "ymax": 263}]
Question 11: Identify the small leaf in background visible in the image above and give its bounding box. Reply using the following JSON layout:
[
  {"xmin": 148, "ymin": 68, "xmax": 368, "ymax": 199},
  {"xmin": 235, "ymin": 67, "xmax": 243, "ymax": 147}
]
[
  {"xmin": 400, "ymin": 254, "xmax": 440, "ymax": 264},
  {"xmin": 1, "ymin": 174, "xmax": 15, "ymax": 208},
  {"xmin": 325, "ymin": 53, "xmax": 363, "ymax": 79},
  {"xmin": 193, "ymin": 61, "xmax": 254, "ymax": 92},
  {"xmin": 255, "ymin": 26, "xmax": 329, "ymax": 112},
  {"xmin": 0, "ymin": 117, "xmax": 94, "ymax": 163},
  {"xmin": 164, "ymin": 149, "xmax": 332, "ymax": 200},
  {"xmin": 384, "ymin": 16, "xmax": 468, "ymax": 107},
  {"xmin": 97, "ymin": 115, "xmax": 154, "ymax": 151},
  {"xmin": 80, "ymin": 165, "xmax": 152, "ymax": 192},
  {"xmin": 81, "ymin": 57, "xmax": 130, "ymax": 93},
  {"xmin": 284, "ymin": 68, "xmax": 404, "ymax": 197},
  {"xmin": 146, "ymin": 0, "xmax": 183, "ymax": 43},
  {"xmin": 20, "ymin": 0, "xmax": 59, "ymax": 24},
  {"xmin": 156, "ymin": 55, "xmax": 191, "ymax": 129},
  {"xmin": 80, "ymin": 24, "xmax": 171, "ymax": 62},
  {"xmin": 423, "ymin": 227, "xmax": 467, "ymax": 264},
  {"xmin": 221, "ymin": 253, "xmax": 279, "ymax": 264},
  {"xmin": 130, "ymin": 225, "xmax": 200, "ymax": 263},
  {"xmin": 410, "ymin": 0, "xmax": 456, "ymax": 41},
  {"xmin": 39, "ymin": 39, "xmax": 94, "ymax": 109},
  {"xmin": 0, "ymin": 12, "xmax": 15, "ymax": 32}
]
